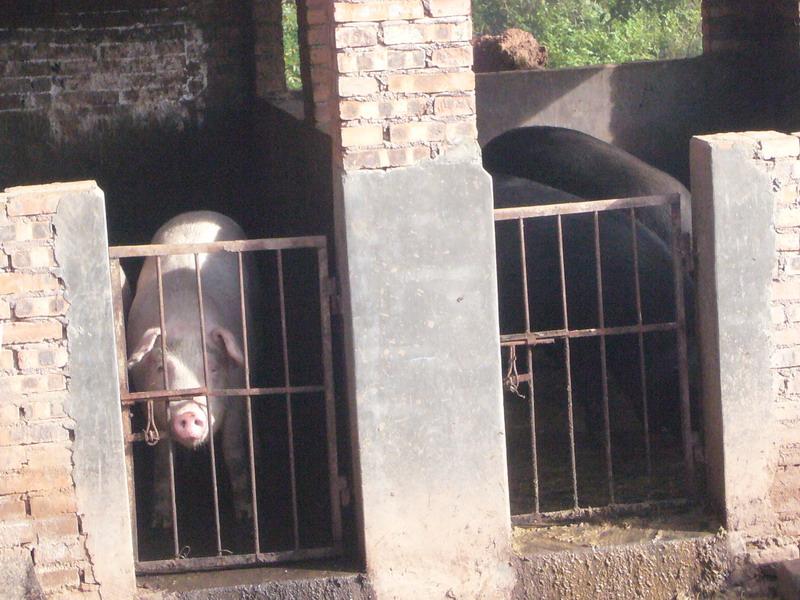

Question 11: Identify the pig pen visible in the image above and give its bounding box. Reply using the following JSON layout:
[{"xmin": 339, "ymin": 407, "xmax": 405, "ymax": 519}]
[{"xmin": 494, "ymin": 193, "xmax": 698, "ymax": 523}]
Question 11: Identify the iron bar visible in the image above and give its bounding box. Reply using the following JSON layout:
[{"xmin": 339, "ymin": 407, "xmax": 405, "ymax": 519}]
[
  {"xmin": 121, "ymin": 384, "xmax": 325, "ymax": 403},
  {"xmin": 518, "ymin": 218, "xmax": 540, "ymax": 513},
  {"xmin": 238, "ymin": 253, "xmax": 261, "ymax": 555},
  {"xmin": 109, "ymin": 236, "xmax": 327, "ymax": 259},
  {"xmin": 156, "ymin": 257, "xmax": 181, "ymax": 559},
  {"xmin": 499, "ymin": 321, "xmax": 678, "ymax": 347},
  {"xmin": 593, "ymin": 212, "xmax": 615, "ymax": 504},
  {"xmin": 557, "ymin": 215, "xmax": 579, "ymax": 510},
  {"xmin": 134, "ymin": 545, "xmax": 342, "ymax": 575},
  {"xmin": 194, "ymin": 254, "xmax": 223, "ymax": 556},
  {"xmin": 277, "ymin": 250, "xmax": 301, "ymax": 550},
  {"xmin": 670, "ymin": 203, "xmax": 695, "ymax": 495},
  {"xmin": 630, "ymin": 208, "xmax": 654, "ymax": 487},
  {"xmin": 318, "ymin": 245, "xmax": 344, "ymax": 544},
  {"xmin": 494, "ymin": 193, "xmax": 680, "ymax": 221}
]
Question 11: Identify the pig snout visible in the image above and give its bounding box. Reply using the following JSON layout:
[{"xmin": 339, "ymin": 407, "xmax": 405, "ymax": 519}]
[{"xmin": 170, "ymin": 403, "xmax": 209, "ymax": 448}]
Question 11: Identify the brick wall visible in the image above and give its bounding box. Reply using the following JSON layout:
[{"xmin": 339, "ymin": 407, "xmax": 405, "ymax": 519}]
[
  {"xmin": 254, "ymin": 0, "xmax": 287, "ymax": 96},
  {"xmin": 701, "ymin": 0, "xmax": 799, "ymax": 55},
  {"xmin": 0, "ymin": 183, "xmax": 94, "ymax": 599},
  {"xmin": 306, "ymin": 0, "xmax": 479, "ymax": 170},
  {"xmin": 0, "ymin": 1, "xmax": 257, "ymax": 141}
]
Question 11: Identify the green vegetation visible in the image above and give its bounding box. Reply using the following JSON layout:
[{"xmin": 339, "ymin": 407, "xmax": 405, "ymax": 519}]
[
  {"xmin": 281, "ymin": 0, "xmax": 702, "ymax": 85},
  {"xmin": 473, "ymin": 0, "xmax": 702, "ymax": 68},
  {"xmin": 282, "ymin": 0, "xmax": 302, "ymax": 90}
]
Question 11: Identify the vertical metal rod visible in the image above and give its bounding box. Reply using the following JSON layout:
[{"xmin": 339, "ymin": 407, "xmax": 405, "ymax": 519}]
[
  {"xmin": 629, "ymin": 209, "xmax": 653, "ymax": 486},
  {"xmin": 277, "ymin": 250, "xmax": 301, "ymax": 549},
  {"xmin": 156, "ymin": 257, "xmax": 180, "ymax": 558},
  {"xmin": 237, "ymin": 253, "xmax": 261, "ymax": 554},
  {"xmin": 110, "ymin": 258, "xmax": 138, "ymax": 562},
  {"xmin": 557, "ymin": 216, "xmax": 579, "ymax": 510},
  {"xmin": 669, "ymin": 203, "xmax": 695, "ymax": 495},
  {"xmin": 517, "ymin": 218, "xmax": 540, "ymax": 513},
  {"xmin": 194, "ymin": 254, "xmax": 223, "ymax": 556},
  {"xmin": 593, "ymin": 213, "xmax": 615, "ymax": 504},
  {"xmin": 318, "ymin": 245, "xmax": 343, "ymax": 544}
]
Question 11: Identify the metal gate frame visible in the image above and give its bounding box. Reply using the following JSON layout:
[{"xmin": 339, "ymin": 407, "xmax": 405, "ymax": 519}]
[
  {"xmin": 494, "ymin": 193, "xmax": 695, "ymax": 524},
  {"xmin": 109, "ymin": 235, "xmax": 343, "ymax": 574}
]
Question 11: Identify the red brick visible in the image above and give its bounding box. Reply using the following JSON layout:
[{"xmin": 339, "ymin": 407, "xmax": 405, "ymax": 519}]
[
  {"xmin": 382, "ymin": 20, "xmax": 471, "ymax": 45},
  {"xmin": 430, "ymin": 45, "xmax": 473, "ymax": 67},
  {"xmin": 6, "ymin": 193, "xmax": 61, "ymax": 217},
  {"xmin": 0, "ymin": 272, "xmax": 61, "ymax": 294},
  {"xmin": 389, "ymin": 121, "xmax": 445, "ymax": 144},
  {"xmin": 0, "ymin": 403, "xmax": 19, "ymax": 424},
  {"xmin": 2, "ymin": 319, "xmax": 63, "ymax": 343},
  {"xmin": 0, "ymin": 466, "xmax": 73, "ymax": 495},
  {"xmin": 35, "ymin": 514, "xmax": 80, "ymax": 541},
  {"xmin": 13, "ymin": 295, "xmax": 68, "ymax": 318},
  {"xmin": 0, "ymin": 495, "xmax": 26, "ymax": 519},
  {"xmin": 445, "ymin": 118, "xmax": 477, "ymax": 144},
  {"xmin": 17, "ymin": 346, "xmax": 69, "ymax": 370},
  {"xmin": 387, "ymin": 49, "xmax": 426, "ymax": 70},
  {"xmin": 32, "ymin": 540, "xmax": 86, "ymax": 566},
  {"xmin": 388, "ymin": 71, "xmax": 474, "ymax": 93},
  {"xmin": 0, "ymin": 297, "xmax": 10, "ymax": 318},
  {"xmin": 0, "ymin": 519, "xmax": 36, "ymax": 546},
  {"xmin": 341, "ymin": 125, "xmax": 384, "ymax": 147},
  {"xmin": 338, "ymin": 76, "xmax": 379, "ymax": 97},
  {"xmin": 30, "ymin": 490, "xmax": 78, "ymax": 518},
  {"xmin": 433, "ymin": 94, "xmax": 475, "ymax": 116},
  {"xmin": 0, "ymin": 373, "xmax": 67, "ymax": 395},
  {"xmin": 334, "ymin": 24, "xmax": 378, "ymax": 48},
  {"xmin": 423, "ymin": 0, "xmax": 471, "ymax": 17},
  {"xmin": 0, "ymin": 421, "xmax": 71, "ymax": 446},
  {"xmin": 343, "ymin": 146, "xmax": 431, "ymax": 170},
  {"xmin": 36, "ymin": 565, "xmax": 81, "ymax": 591},
  {"xmin": 334, "ymin": 1, "xmax": 423, "ymax": 22},
  {"xmin": 0, "ymin": 348, "xmax": 14, "ymax": 371},
  {"xmin": 337, "ymin": 47, "xmax": 389, "ymax": 73},
  {"xmin": 340, "ymin": 98, "xmax": 427, "ymax": 120},
  {"xmin": 10, "ymin": 246, "xmax": 56, "ymax": 269},
  {"xmin": 0, "ymin": 444, "xmax": 26, "ymax": 471}
]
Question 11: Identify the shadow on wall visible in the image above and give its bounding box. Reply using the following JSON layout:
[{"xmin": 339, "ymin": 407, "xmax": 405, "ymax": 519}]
[
  {"xmin": 0, "ymin": 100, "xmax": 333, "ymax": 245},
  {"xmin": 477, "ymin": 53, "xmax": 791, "ymax": 184}
]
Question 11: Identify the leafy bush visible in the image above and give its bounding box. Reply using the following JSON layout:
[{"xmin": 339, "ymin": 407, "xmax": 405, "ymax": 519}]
[
  {"xmin": 282, "ymin": 0, "xmax": 302, "ymax": 90},
  {"xmin": 472, "ymin": 0, "xmax": 702, "ymax": 68}
]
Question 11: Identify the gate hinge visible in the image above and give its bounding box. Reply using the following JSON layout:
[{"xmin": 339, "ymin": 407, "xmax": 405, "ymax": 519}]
[
  {"xmin": 338, "ymin": 475, "xmax": 351, "ymax": 507},
  {"xmin": 327, "ymin": 277, "xmax": 343, "ymax": 316}
]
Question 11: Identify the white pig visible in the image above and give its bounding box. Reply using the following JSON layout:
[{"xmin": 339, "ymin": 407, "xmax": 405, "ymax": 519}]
[{"xmin": 126, "ymin": 211, "xmax": 255, "ymax": 528}]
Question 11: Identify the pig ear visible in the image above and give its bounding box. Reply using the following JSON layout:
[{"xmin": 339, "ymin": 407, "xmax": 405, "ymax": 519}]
[
  {"xmin": 210, "ymin": 327, "xmax": 245, "ymax": 368},
  {"xmin": 128, "ymin": 328, "xmax": 162, "ymax": 369}
]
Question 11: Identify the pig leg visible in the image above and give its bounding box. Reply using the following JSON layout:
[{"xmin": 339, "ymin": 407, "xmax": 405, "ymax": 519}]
[
  {"xmin": 152, "ymin": 441, "xmax": 174, "ymax": 529},
  {"xmin": 222, "ymin": 401, "xmax": 254, "ymax": 522}
]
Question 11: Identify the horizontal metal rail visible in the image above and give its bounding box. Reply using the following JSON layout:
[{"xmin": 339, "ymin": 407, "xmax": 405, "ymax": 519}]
[
  {"xmin": 109, "ymin": 235, "xmax": 326, "ymax": 259},
  {"xmin": 499, "ymin": 321, "xmax": 678, "ymax": 346},
  {"xmin": 511, "ymin": 498, "xmax": 692, "ymax": 527},
  {"xmin": 120, "ymin": 385, "xmax": 325, "ymax": 404},
  {"xmin": 135, "ymin": 545, "xmax": 342, "ymax": 575},
  {"xmin": 494, "ymin": 193, "xmax": 680, "ymax": 221}
]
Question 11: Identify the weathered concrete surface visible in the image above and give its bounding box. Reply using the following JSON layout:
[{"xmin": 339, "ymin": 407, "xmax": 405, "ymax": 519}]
[
  {"xmin": 512, "ymin": 521, "xmax": 731, "ymax": 599},
  {"xmin": 55, "ymin": 184, "xmax": 136, "ymax": 598},
  {"xmin": 335, "ymin": 160, "xmax": 514, "ymax": 598},
  {"xmin": 476, "ymin": 55, "xmax": 781, "ymax": 184},
  {"xmin": 777, "ymin": 558, "xmax": 800, "ymax": 600},
  {"xmin": 0, "ymin": 548, "xmax": 45, "ymax": 600},
  {"xmin": 689, "ymin": 136, "xmax": 777, "ymax": 531},
  {"xmin": 138, "ymin": 563, "xmax": 375, "ymax": 599}
]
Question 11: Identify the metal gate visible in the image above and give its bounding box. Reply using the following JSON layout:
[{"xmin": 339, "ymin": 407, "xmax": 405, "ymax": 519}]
[
  {"xmin": 495, "ymin": 193, "xmax": 695, "ymax": 523},
  {"xmin": 109, "ymin": 235, "xmax": 342, "ymax": 573}
]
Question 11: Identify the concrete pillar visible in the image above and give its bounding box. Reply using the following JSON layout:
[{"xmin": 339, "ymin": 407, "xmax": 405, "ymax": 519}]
[
  {"xmin": 302, "ymin": 0, "xmax": 515, "ymax": 596},
  {"xmin": 690, "ymin": 132, "xmax": 800, "ymax": 564}
]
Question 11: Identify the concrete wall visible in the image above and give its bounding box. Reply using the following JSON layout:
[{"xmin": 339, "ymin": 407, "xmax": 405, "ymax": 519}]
[
  {"xmin": 690, "ymin": 132, "xmax": 800, "ymax": 579},
  {"xmin": 476, "ymin": 55, "xmax": 786, "ymax": 185},
  {"xmin": 0, "ymin": 181, "xmax": 134, "ymax": 599}
]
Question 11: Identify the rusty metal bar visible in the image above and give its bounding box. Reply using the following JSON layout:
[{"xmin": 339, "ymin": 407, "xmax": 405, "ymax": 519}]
[
  {"xmin": 670, "ymin": 203, "xmax": 695, "ymax": 495},
  {"xmin": 121, "ymin": 384, "xmax": 325, "ymax": 403},
  {"xmin": 318, "ymin": 245, "xmax": 343, "ymax": 544},
  {"xmin": 109, "ymin": 235, "xmax": 327, "ymax": 259},
  {"xmin": 511, "ymin": 497, "xmax": 691, "ymax": 526},
  {"xmin": 110, "ymin": 258, "xmax": 138, "ymax": 562},
  {"xmin": 517, "ymin": 218, "xmax": 540, "ymax": 514},
  {"xmin": 556, "ymin": 215, "xmax": 579, "ymax": 510},
  {"xmin": 593, "ymin": 212, "xmax": 615, "ymax": 504},
  {"xmin": 494, "ymin": 193, "xmax": 680, "ymax": 221},
  {"xmin": 194, "ymin": 253, "xmax": 224, "ymax": 556},
  {"xmin": 134, "ymin": 544, "xmax": 342, "ymax": 575},
  {"xmin": 277, "ymin": 250, "xmax": 301, "ymax": 550},
  {"xmin": 499, "ymin": 321, "xmax": 678, "ymax": 346},
  {"xmin": 238, "ymin": 252, "xmax": 261, "ymax": 554},
  {"xmin": 156, "ymin": 257, "xmax": 181, "ymax": 559},
  {"xmin": 630, "ymin": 208, "xmax": 654, "ymax": 487}
]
